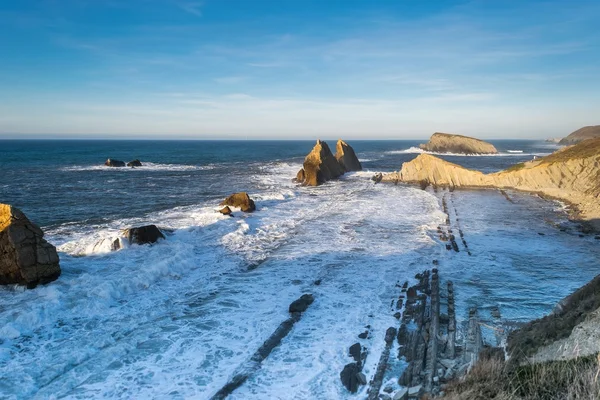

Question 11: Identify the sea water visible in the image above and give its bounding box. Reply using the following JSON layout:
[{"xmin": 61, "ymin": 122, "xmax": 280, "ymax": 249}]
[{"xmin": 0, "ymin": 140, "xmax": 598, "ymax": 399}]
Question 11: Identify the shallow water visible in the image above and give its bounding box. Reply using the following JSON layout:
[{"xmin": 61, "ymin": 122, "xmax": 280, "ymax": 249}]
[{"xmin": 1, "ymin": 139, "xmax": 598, "ymax": 399}]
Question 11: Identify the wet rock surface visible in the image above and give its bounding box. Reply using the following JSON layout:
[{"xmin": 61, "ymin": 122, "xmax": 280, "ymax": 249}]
[
  {"xmin": 124, "ymin": 225, "xmax": 165, "ymax": 246},
  {"xmin": 104, "ymin": 158, "xmax": 126, "ymax": 167},
  {"xmin": 220, "ymin": 192, "xmax": 256, "ymax": 213}
]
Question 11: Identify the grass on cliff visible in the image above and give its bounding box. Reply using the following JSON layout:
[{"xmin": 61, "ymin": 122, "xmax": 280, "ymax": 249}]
[
  {"xmin": 539, "ymin": 137, "xmax": 600, "ymax": 164},
  {"xmin": 444, "ymin": 352, "xmax": 600, "ymax": 400},
  {"xmin": 504, "ymin": 162, "xmax": 526, "ymax": 172},
  {"xmin": 507, "ymin": 274, "xmax": 600, "ymax": 361}
]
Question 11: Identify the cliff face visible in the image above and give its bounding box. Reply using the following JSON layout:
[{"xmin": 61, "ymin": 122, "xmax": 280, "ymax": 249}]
[
  {"xmin": 559, "ymin": 125, "xmax": 600, "ymax": 145},
  {"xmin": 383, "ymin": 138, "xmax": 600, "ymax": 229},
  {"xmin": 419, "ymin": 132, "xmax": 498, "ymax": 154},
  {"xmin": 296, "ymin": 139, "xmax": 361, "ymax": 186}
]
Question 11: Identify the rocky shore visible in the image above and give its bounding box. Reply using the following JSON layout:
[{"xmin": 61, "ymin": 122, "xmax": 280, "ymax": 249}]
[
  {"xmin": 419, "ymin": 133, "xmax": 498, "ymax": 155},
  {"xmin": 383, "ymin": 138, "xmax": 600, "ymax": 231}
]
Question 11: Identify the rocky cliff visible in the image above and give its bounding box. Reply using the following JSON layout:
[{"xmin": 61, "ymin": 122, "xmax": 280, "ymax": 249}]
[
  {"xmin": 419, "ymin": 132, "xmax": 498, "ymax": 154},
  {"xmin": 0, "ymin": 204, "xmax": 61, "ymax": 288},
  {"xmin": 558, "ymin": 125, "xmax": 600, "ymax": 145},
  {"xmin": 383, "ymin": 138, "xmax": 600, "ymax": 230},
  {"xmin": 296, "ymin": 139, "xmax": 360, "ymax": 186}
]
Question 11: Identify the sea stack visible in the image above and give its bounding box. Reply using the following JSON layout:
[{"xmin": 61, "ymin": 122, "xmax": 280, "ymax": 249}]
[
  {"xmin": 336, "ymin": 139, "xmax": 362, "ymax": 172},
  {"xmin": 419, "ymin": 132, "xmax": 498, "ymax": 154},
  {"xmin": 558, "ymin": 125, "xmax": 600, "ymax": 145},
  {"xmin": 0, "ymin": 204, "xmax": 61, "ymax": 288},
  {"xmin": 296, "ymin": 139, "xmax": 361, "ymax": 186}
]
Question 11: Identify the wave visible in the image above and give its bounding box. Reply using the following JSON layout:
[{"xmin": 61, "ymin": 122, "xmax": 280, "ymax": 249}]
[
  {"xmin": 61, "ymin": 162, "xmax": 216, "ymax": 172},
  {"xmin": 385, "ymin": 146, "xmax": 549, "ymax": 157}
]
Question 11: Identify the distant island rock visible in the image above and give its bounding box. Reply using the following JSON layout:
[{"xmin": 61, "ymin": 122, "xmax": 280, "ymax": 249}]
[
  {"xmin": 105, "ymin": 159, "xmax": 126, "ymax": 167},
  {"xmin": 0, "ymin": 204, "xmax": 61, "ymax": 288},
  {"xmin": 419, "ymin": 132, "xmax": 498, "ymax": 154},
  {"xmin": 558, "ymin": 125, "xmax": 600, "ymax": 145},
  {"xmin": 296, "ymin": 139, "xmax": 361, "ymax": 186},
  {"xmin": 383, "ymin": 138, "xmax": 600, "ymax": 231}
]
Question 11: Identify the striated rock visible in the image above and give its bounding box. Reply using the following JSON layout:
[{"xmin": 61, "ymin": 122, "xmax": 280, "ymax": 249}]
[
  {"xmin": 127, "ymin": 159, "xmax": 142, "ymax": 167},
  {"xmin": 289, "ymin": 294, "xmax": 314, "ymax": 313},
  {"xmin": 383, "ymin": 138, "xmax": 600, "ymax": 230},
  {"xmin": 220, "ymin": 192, "xmax": 256, "ymax": 213},
  {"xmin": 335, "ymin": 139, "xmax": 362, "ymax": 172},
  {"xmin": 0, "ymin": 204, "xmax": 61, "ymax": 288},
  {"xmin": 419, "ymin": 132, "xmax": 498, "ymax": 154},
  {"xmin": 123, "ymin": 225, "xmax": 165, "ymax": 246},
  {"xmin": 105, "ymin": 158, "xmax": 126, "ymax": 167},
  {"xmin": 559, "ymin": 125, "xmax": 600, "ymax": 145},
  {"xmin": 296, "ymin": 140, "xmax": 346, "ymax": 186}
]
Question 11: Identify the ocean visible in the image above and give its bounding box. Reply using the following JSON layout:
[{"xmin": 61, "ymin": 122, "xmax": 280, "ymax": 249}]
[{"xmin": 1, "ymin": 139, "xmax": 599, "ymax": 399}]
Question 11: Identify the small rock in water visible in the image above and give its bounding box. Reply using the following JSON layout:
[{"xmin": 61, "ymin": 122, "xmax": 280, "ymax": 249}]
[
  {"xmin": 432, "ymin": 259, "xmax": 439, "ymax": 265},
  {"xmin": 124, "ymin": 225, "xmax": 165, "ymax": 245},
  {"xmin": 288, "ymin": 294, "xmax": 314, "ymax": 313},
  {"xmin": 538, "ymin": 232, "xmax": 545, "ymax": 236},
  {"xmin": 358, "ymin": 331, "xmax": 368, "ymax": 339},
  {"xmin": 356, "ymin": 372, "xmax": 367, "ymax": 385},
  {"xmin": 314, "ymin": 279, "xmax": 322, "ymax": 285},
  {"xmin": 104, "ymin": 158, "xmax": 125, "ymax": 167},
  {"xmin": 349, "ymin": 343, "xmax": 361, "ymax": 362},
  {"xmin": 219, "ymin": 206, "xmax": 233, "ymax": 216},
  {"xmin": 393, "ymin": 312, "xmax": 401, "ymax": 319},
  {"xmin": 127, "ymin": 159, "xmax": 142, "ymax": 167},
  {"xmin": 383, "ymin": 386, "xmax": 393, "ymax": 393},
  {"xmin": 384, "ymin": 327, "xmax": 397, "ymax": 344}
]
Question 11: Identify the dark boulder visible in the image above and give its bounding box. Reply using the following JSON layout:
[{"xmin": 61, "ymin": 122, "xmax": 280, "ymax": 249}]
[
  {"xmin": 220, "ymin": 192, "xmax": 256, "ymax": 213},
  {"xmin": 289, "ymin": 294, "xmax": 314, "ymax": 313},
  {"xmin": 127, "ymin": 159, "xmax": 142, "ymax": 167},
  {"xmin": 0, "ymin": 204, "xmax": 61, "ymax": 288},
  {"xmin": 105, "ymin": 159, "xmax": 126, "ymax": 167},
  {"xmin": 340, "ymin": 362, "xmax": 361, "ymax": 393},
  {"xmin": 385, "ymin": 327, "xmax": 397, "ymax": 344},
  {"xmin": 124, "ymin": 225, "xmax": 165, "ymax": 245}
]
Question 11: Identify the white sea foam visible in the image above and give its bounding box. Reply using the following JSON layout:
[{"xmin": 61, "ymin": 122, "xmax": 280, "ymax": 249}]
[
  {"xmin": 386, "ymin": 146, "xmax": 549, "ymax": 157},
  {"xmin": 1, "ymin": 165, "xmax": 599, "ymax": 399},
  {"xmin": 61, "ymin": 162, "xmax": 216, "ymax": 172}
]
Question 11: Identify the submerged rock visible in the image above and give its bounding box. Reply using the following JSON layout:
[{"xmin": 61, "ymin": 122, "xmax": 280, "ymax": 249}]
[
  {"xmin": 419, "ymin": 132, "xmax": 498, "ymax": 154},
  {"xmin": 123, "ymin": 225, "xmax": 165, "ymax": 246},
  {"xmin": 127, "ymin": 159, "xmax": 142, "ymax": 167},
  {"xmin": 220, "ymin": 192, "xmax": 256, "ymax": 213},
  {"xmin": 105, "ymin": 158, "xmax": 126, "ymax": 167},
  {"xmin": 335, "ymin": 139, "xmax": 362, "ymax": 172},
  {"xmin": 0, "ymin": 204, "xmax": 61, "ymax": 288}
]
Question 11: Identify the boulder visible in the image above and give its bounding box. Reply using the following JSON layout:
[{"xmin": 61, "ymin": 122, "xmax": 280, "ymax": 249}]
[
  {"xmin": 340, "ymin": 362, "xmax": 361, "ymax": 393},
  {"xmin": 289, "ymin": 294, "xmax": 314, "ymax": 313},
  {"xmin": 298, "ymin": 140, "xmax": 346, "ymax": 186},
  {"xmin": 419, "ymin": 132, "xmax": 498, "ymax": 154},
  {"xmin": 219, "ymin": 206, "xmax": 233, "ymax": 216},
  {"xmin": 295, "ymin": 169, "xmax": 305, "ymax": 183},
  {"xmin": 349, "ymin": 343, "xmax": 362, "ymax": 362},
  {"xmin": 105, "ymin": 159, "xmax": 126, "ymax": 167},
  {"xmin": 123, "ymin": 225, "xmax": 165, "ymax": 245},
  {"xmin": 0, "ymin": 204, "xmax": 61, "ymax": 288},
  {"xmin": 220, "ymin": 192, "xmax": 256, "ymax": 213},
  {"xmin": 335, "ymin": 139, "xmax": 362, "ymax": 172},
  {"xmin": 127, "ymin": 159, "xmax": 142, "ymax": 167}
]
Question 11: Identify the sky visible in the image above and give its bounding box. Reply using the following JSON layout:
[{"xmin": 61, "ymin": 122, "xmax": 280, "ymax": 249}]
[{"xmin": 0, "ymin": 0, "xmax": 599, "ymax": 139}]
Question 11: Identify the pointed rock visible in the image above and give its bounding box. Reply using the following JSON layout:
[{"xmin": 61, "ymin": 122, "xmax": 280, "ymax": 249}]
[
  {"xmin": 298, "ymin": 140, "xmax": 346, "ymax": 186},
  {"xmin": 335, "ymin": 139, "xmax": 362, "ymax": 172}
]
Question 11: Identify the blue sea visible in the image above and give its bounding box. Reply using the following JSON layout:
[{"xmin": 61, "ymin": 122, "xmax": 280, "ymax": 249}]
[{"xmin": 1, "ymin": 139, "xmax": 598, "ymax": 399}]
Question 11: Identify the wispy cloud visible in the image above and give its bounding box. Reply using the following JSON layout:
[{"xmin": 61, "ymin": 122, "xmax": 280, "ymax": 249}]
[{"xmin": 176, "ymin": 1, "xmax": 202, "ymax": 17}]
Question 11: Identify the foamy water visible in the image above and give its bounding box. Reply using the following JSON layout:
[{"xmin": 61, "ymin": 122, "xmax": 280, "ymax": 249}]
[
  {"xmin": 386, "ymin": 146, "xmax": 551, "ymax": 157},
  {"xmin": 1, "ymin": 140, "xmax": 598, "ymax": 399}
]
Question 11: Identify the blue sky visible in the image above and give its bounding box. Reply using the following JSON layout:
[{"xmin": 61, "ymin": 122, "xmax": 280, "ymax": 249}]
[{"xmin": 1, "ymin": 0, "xmax": 599, "ymax": 139}]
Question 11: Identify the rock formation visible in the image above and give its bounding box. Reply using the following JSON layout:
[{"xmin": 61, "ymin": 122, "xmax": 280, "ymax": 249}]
[
  {"xmin": 558, "ymin": 125, "xmax": 600, "ymax": 145},
  {"xmin": 0, "ymin": 204, "xmax": 61, "ymax": 288},
  {"xmin": 105, "ymin": 159, "xmax": 126, "ymax": 167},
  {"xmin": 336, "ymin": 139, "xmax": 362, "ymax": 172},
  {"xmin": 219, "ymin": 206, "xmax": 233, "ymax": 216},
  {"xmin": 296, "ymin": 139, "xmax": 361, "ymax": 186},
  {"xmin": 220, "ymin": 192, "xmax": 256, "ymax": 212},
  {"xmin": 419, "ymin": 132, "xmax": 498, "ymax": 154},
  {"xmin": 123, "ymin": 225, "xmax": 165, "ymax": 246},
  {"xmin": 127, "ymin": 159, "xmax": 142, "ymax": 167},
  {"xmin": 383, "ymin": 138, "xmax": 600, "ymax": 230}
]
